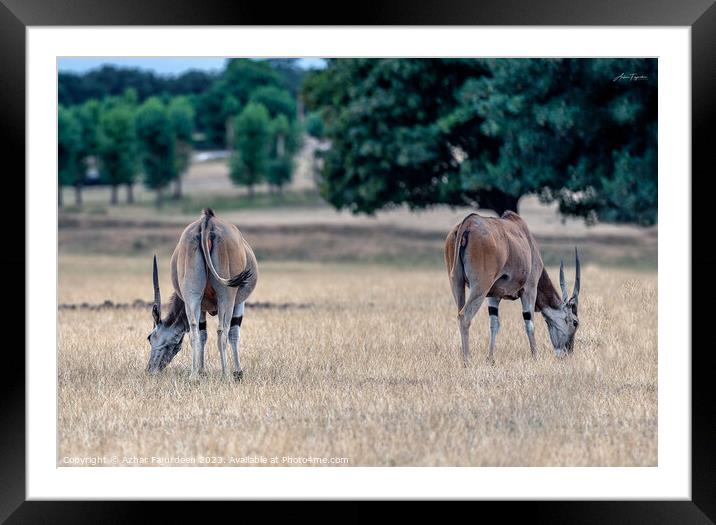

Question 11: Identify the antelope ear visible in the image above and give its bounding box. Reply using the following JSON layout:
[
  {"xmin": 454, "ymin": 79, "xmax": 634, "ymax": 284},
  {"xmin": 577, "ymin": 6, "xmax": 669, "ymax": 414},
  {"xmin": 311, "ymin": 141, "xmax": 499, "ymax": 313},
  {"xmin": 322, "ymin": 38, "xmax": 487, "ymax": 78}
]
[
  {"xmin": 152, "ymin": 304, "xmax": 161, "ymax": 326},
  {"xmin": 559, "ymin": 259, "xmax": 568, "ymax": 303}
]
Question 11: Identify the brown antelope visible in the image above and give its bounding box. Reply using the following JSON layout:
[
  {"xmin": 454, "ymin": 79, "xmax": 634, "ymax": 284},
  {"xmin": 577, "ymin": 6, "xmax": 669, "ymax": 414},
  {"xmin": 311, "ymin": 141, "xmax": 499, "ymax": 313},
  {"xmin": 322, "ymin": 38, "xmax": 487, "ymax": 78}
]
[
  {"xmin": 146, "ymin": 208, "xmax": 258, "ymax": 380},
  {"xmin": 445, "ymin": 211, "xmax": 581, "ymax": 365}
]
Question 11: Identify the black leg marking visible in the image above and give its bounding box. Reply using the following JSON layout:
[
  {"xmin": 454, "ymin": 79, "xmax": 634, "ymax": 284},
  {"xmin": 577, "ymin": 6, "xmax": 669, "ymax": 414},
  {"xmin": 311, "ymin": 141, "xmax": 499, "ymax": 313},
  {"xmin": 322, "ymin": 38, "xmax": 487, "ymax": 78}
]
[
  {"xmin": 522, "ymin": 311, "xmax": 532, "ymax": 321},
  {"xmin": 488, "ymin": 306, "xmax": 499, "ymax": 317},
  {"xmin": 230, "ymin": 316, "xmax": 243, "ymax": 328},
  {"xmin": 199, "ymin": 321, "xmax": 207, "ymax": 331}
]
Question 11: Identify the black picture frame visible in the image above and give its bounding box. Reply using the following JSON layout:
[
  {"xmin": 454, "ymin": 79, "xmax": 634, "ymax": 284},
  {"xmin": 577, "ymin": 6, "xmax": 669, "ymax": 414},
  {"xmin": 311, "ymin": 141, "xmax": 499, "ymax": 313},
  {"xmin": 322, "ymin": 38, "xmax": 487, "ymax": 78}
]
[{"xmin": 3, "ymin": 0, "xmax": 713, "ymax": 521}]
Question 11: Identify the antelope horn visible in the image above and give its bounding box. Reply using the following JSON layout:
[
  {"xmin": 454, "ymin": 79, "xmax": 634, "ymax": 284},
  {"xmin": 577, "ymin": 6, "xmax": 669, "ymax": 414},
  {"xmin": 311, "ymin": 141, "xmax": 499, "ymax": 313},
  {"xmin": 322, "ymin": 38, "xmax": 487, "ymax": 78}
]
[
  {"xmin": 152, "ymin": 254, "xmax": 161, "ymax": 324},
  {"xmin": 572, "ymin": 247, "xmax": 581, "ymax": 302},
  {"xmin": 559, "ymin": 259, "xmax": 568, "ymax": 302}
]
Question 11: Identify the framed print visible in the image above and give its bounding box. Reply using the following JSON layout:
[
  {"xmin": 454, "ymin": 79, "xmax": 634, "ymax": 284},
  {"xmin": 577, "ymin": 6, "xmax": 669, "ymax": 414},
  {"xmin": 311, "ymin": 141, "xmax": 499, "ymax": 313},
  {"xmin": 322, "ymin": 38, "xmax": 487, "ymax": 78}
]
[{"xmin": 3, "ymin": 0, "xmax": 714, "ymax": 521}]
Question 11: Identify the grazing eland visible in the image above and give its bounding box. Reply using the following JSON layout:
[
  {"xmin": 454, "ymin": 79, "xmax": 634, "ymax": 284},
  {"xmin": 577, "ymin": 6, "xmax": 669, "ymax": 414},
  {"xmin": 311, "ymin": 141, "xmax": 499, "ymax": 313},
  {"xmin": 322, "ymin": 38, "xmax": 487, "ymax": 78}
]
[
  {"xmin": 445, "ymin": 211, "xmax": 581, "ymax": 365},
  {"xmin": 146, "ymin": 208, "xmax": 258, "ymax": 380}
]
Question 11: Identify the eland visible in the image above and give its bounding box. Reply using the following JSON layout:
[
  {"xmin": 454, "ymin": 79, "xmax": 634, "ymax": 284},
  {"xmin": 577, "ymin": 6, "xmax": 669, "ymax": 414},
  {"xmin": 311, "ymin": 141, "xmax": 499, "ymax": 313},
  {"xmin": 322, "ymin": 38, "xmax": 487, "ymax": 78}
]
[
  {"xmin": 146, "ymin": 208, "xmax": 258, "ymax": 380},
  {"xmin": 445, "ymin": 211, "xmax": 581, "ymax": 365}
]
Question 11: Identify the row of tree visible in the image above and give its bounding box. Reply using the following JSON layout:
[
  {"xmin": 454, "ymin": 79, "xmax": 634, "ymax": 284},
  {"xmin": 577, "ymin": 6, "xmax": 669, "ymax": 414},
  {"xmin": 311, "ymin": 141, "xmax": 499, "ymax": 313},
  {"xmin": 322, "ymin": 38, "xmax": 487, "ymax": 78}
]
[
  {"xmin": 303, "ymin": 58, "xmax": 657, "ymax": 225},
  {"xmin": 58, "ymin": 59, "xmax": 306, "ymax": 207},
  {"xmin": 58, "ymin": 91, "xmax": 194, "ymax": 207},
  {"xmin": 59, "ymin": 93, "xmax": 301, "ymax": 207}
]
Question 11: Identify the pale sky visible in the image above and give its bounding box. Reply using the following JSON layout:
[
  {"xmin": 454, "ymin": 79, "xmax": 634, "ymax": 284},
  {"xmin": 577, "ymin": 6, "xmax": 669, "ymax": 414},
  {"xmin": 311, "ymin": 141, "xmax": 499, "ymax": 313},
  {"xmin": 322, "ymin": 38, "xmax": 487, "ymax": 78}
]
[{"xmin": 58, "ymin": 57, "xmax": 326, "ymax": 75}]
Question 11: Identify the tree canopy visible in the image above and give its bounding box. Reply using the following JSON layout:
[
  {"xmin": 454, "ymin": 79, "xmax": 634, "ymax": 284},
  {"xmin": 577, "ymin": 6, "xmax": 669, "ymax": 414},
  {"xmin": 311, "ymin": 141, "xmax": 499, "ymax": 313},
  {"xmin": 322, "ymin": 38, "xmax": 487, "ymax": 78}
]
[
  {"xmin": 303, "ymin": 58, "xmax": 657, "ymax": 225},
  {"xmin": 59, "ymin": 65, "xmax": 217, "ymax": 106}
]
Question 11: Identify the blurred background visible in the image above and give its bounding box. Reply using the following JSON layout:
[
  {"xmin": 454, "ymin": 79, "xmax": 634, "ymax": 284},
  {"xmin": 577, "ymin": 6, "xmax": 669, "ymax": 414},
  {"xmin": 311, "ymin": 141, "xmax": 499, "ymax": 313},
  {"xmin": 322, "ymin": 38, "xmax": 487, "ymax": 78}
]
[{"xmin": 58, "ymin": 58, "xmax": 656, "ymax": 269}]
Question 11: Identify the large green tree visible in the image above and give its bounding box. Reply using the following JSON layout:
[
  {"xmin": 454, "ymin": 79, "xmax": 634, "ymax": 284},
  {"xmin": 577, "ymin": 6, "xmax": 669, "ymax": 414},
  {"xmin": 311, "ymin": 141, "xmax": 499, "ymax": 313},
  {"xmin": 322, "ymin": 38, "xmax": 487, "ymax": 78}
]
[
  {"xmin": 58, "ymin": 105, "xmax": 82, "ymax": 207},
  {"xmin": 135, "ymin": 97, "xmax": 176, "ymax": 207},
  {"xmin": 98, "ymin": 102, "xmax": 138, "ymax": 204},
  {"xmin": 230, "ymin": 102, "xmax": 270, "ymax": 198},
  {"xmin": 303, "ymin": 58, "xmax": 657, "ymax": 225},
  {"xmin": 168, "ymin": 96, "xmax": 195, "ymax": 199}
]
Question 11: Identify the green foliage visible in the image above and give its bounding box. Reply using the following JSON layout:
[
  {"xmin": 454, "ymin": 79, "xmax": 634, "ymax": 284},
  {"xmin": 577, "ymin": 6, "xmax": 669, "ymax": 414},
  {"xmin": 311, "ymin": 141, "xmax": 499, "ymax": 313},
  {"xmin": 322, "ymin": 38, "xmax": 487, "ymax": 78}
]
[
  {"xmin": 168, "ymin": 96, "xmax": 195, "ymax": 174},
  {"xmin": 265, "ymin": 114, "xmax": 298, "ymax": 190},
  {"xmin": 266, "ymin": 156, "xmax": 293, "ymax": 189},
  {"xmin": 304, "ymin": 58, "xmax": 657, "ymax": 225},
  {"xmin": 304, "ymin": 111, "xmax": 324, "ymax": 139},
  {"xmin": 265, "ymin": 59, "xmax": 308, "ymax": 97},
  {"xmin": 196, "ymin": 59, "xmax": 281, "ymax": 148},
  {"xmin": 230, "ymin": 102, "xmax": 271, "ymax": 193},
  {"xmin": 61, "ymin": 60, "xmax": 304, "ymax": 151},
  {"xmin": 74, "ymin": 99, "xmax": 102, "ymax": 163},
  {"xmin": 168, "ymin": 96, "xmax": 194, "ymax": 142},
  {"xmin": 270, "ymin": 114, "xmax": 291, "ymax": 138},
  {"xmin": 59, "ymin": 65, "xmax": 217, "ymax": 106},
  {"xmin": 135, "ymin": 97, "xmax": 176, "ymax": 191},
  {"xmin": 250, "ymin": 85, "xmax": 296, "ymax": 121},
  {"xmin": 97, "ymin": 102, "xmax": 137, "ymax": 187},
  {"xmin": 58, "ymin": 105, "xmax": 83, "ymax": 187},
  {"xmin": 269, "ymin": 114, "xmax": 300, "ymax": 155}
]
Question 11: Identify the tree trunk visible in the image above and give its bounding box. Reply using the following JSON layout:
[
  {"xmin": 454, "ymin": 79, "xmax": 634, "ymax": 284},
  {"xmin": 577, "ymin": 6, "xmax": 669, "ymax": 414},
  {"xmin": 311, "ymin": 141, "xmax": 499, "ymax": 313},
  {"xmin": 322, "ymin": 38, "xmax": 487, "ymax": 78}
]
[
  {"xmin": 248, "ymin": 185, "xmax": 255, "ymax": 199},
  {"xmin": 110, "ymin": 185, "xmax": 118, "ymax": 205},
  {"xmin": 225, "ymin": 117, "xmax": 235, "ymax": 151},
  {"xmin": 173, "ymin": 176, "xmax": 183, "ymax": 200},
  {"xmin": 155, "ymin": 187, "xmax": 163, "ymax": 208},
  {"xmin": 126, "ymin": 184, "xmax": 134, "ymax": 204},
  {"xmin": 74, "ymin": 184, "xmax": 82, "ymax": 206},
  {"xmin": 477, "ymin": 190, "xmax": 520, "ymax": 217},
  {"xmin": 58, "ymin": 187, "xmax": 63, "ymax": 208}
]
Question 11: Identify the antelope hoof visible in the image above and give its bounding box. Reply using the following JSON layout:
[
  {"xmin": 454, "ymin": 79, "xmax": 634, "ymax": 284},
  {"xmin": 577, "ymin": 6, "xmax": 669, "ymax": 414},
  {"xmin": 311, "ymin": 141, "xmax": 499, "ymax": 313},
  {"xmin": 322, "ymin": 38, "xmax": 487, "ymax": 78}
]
[
  {"xmin": 486, "ymin": 355, "xmax": 496, "ymax": 366},
  {"xmin": 233, "ymin": 370, "xmax": 244, "ymax": 382}
]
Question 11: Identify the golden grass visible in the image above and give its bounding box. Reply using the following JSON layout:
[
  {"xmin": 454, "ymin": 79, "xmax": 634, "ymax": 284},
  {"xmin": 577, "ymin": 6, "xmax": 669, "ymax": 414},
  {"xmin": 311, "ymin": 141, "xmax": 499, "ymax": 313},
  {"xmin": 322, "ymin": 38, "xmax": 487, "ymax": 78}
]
[{"xmin": 58, "ymin": 257, "xmax": 656, "ymax": 466}]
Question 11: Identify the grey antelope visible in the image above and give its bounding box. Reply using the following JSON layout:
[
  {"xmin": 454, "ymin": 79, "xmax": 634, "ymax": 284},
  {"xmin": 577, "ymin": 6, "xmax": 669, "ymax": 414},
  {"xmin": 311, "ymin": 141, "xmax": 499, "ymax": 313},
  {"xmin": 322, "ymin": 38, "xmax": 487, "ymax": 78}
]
[
  {"xmin": 445, "ymin": 211, "xmax": 581, "ymax": 365},
  {"xmin": 146, "ymin": 208, "xmax": 258, "ymax": 380}
]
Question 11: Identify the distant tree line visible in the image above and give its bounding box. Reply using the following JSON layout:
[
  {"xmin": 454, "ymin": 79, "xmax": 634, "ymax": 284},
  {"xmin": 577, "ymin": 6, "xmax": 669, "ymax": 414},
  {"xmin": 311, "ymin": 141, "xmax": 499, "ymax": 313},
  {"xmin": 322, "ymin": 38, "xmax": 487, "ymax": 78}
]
[
  {"xmin": 58, "ymin": 59, "xmax": 306, "ymax": 207},
  {"xmin": 303, "ymin": 58, "xmax": 657, "ymax": 226},
  {"xmin": 59, "ymin": 66, "xmax": 217, "ymax": 106}
]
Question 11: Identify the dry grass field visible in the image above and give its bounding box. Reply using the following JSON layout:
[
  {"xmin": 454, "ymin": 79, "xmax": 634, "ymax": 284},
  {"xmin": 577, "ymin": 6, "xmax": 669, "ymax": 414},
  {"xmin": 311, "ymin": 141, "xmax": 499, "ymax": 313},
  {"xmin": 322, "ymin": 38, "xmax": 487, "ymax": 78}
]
[
  {"xmin": 58, "ymin": 154, "xmax": 657, "ymax": 467},
  {"xmin": 58, "ymin": 256, "xmax": 657, "ymax": 467}
]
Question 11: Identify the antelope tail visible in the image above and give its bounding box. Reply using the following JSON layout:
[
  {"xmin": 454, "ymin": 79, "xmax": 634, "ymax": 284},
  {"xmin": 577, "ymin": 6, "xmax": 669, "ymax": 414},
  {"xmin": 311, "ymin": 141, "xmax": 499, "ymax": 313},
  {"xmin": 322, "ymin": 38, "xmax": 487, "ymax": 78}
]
[
  {"xmin": 200, "ymin": 208, "xmax": 253, "ymax": 289},
  {"xmin": 451, "ymin": 213, "xmax": 478, "ymax": 279}
]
